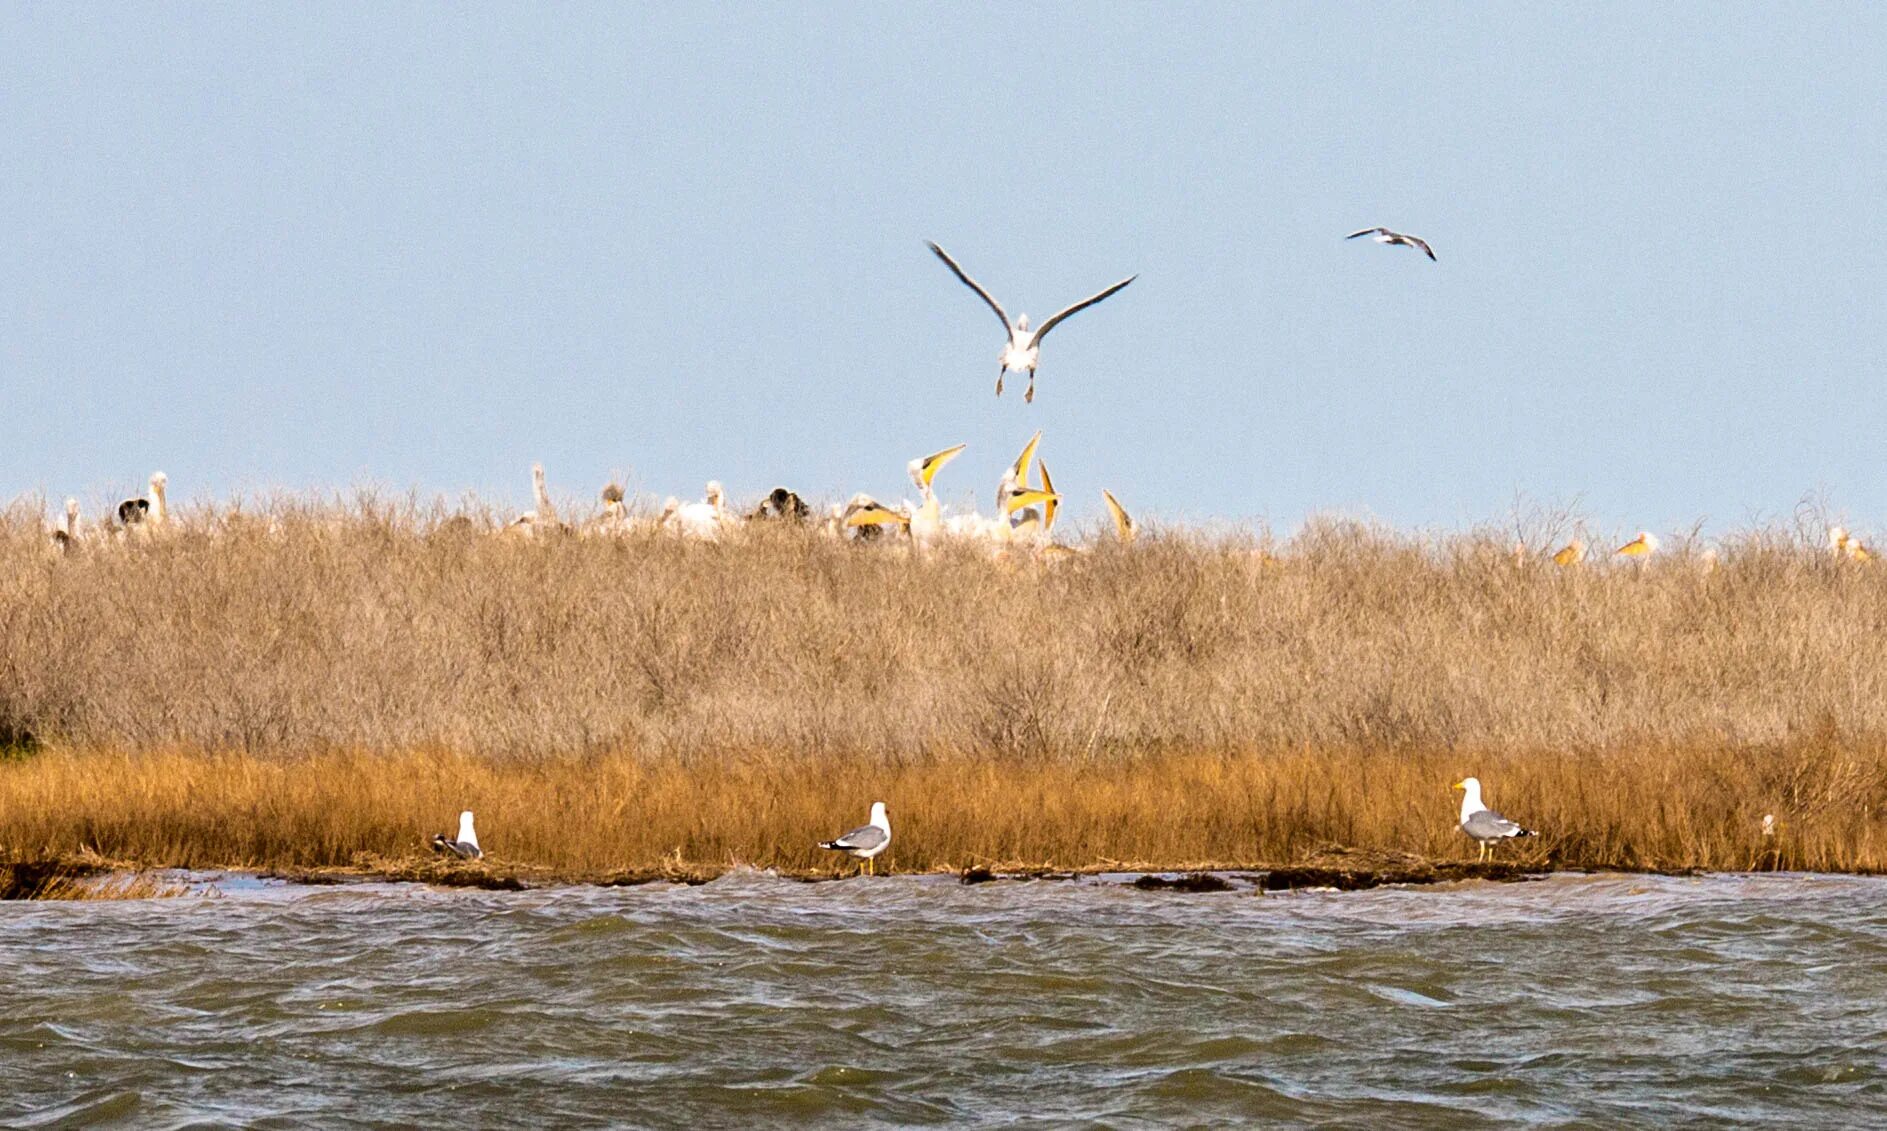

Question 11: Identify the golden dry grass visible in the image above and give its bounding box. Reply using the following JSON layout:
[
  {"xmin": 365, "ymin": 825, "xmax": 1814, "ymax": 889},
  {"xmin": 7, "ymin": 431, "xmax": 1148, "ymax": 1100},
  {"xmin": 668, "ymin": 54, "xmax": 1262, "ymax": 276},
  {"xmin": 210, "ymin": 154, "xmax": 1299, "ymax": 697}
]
[
  {"xmin": 2, "ymin": 496, "xmax": 1884, "ymax": 875},
  {"xmin": 0, "ymin": 742, "xmax": 1877, "ymax": 876}
]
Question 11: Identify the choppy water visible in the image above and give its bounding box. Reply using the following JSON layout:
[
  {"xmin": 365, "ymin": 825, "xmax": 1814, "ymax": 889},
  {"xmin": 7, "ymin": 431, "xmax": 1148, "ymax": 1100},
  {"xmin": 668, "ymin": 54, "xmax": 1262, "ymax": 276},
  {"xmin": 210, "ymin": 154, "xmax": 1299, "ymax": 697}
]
[{"xmin": 3, "ymin": 872, "xmax": 1885, "ymax": 1128}]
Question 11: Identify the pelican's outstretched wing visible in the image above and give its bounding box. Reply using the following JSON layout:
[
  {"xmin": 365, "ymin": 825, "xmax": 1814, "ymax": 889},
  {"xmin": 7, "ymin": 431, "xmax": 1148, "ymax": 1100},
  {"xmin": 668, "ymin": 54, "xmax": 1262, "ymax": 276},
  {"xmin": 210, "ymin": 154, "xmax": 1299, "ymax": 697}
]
[
  {"xmin": 927, "ymin": 242, "xmax": 1011, "ymax": 332},
  {"xmin": 1029, "ymin": 275, "xmax": 1137, "ymax": 347},
  {"xmin": 1345, "ymin": 227, "xmax": 1386, "ymax": 240},
  {"xmin": 1403, "ymin": 234, "xmax": 1436, "ymax": 261}
]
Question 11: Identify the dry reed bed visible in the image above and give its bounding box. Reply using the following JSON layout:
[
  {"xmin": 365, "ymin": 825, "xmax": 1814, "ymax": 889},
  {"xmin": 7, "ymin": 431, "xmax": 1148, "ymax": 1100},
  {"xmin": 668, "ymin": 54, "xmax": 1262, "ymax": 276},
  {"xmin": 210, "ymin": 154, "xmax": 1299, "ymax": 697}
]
[
  {"xmin": 3, "ymin": 500, "xmax": 1885, "ymax": 760},
  {"xmin": 2, "ymin": 499, "xmax": 1885, "ymax": 875},
  {"xmin": 0, "ymin": 744, "xmax": 1875, "ymax": 876}
]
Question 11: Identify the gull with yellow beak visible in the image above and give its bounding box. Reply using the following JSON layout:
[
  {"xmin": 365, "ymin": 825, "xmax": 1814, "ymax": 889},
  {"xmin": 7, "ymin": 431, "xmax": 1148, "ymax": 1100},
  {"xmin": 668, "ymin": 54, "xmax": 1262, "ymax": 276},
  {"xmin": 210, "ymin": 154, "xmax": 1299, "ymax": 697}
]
[
  {"xmin": 819, "ymin": 801, "xmax": 891, "ymax": 876},
  {"xmin": 1453, "ymin": 777, "xmax": 1536, "ymax": 863},
  {"xmin": 927, "ymin": 241, "xmax": 1137, "ymax": 403}
]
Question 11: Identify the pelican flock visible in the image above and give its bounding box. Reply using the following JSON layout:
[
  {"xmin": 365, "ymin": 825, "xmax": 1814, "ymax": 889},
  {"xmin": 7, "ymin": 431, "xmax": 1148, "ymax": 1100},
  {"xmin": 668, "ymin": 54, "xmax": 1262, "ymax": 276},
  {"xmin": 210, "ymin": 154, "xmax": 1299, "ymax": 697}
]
[{"xmin": 927, "ymin": 241, "xmax": 1136, "ymax": 403}]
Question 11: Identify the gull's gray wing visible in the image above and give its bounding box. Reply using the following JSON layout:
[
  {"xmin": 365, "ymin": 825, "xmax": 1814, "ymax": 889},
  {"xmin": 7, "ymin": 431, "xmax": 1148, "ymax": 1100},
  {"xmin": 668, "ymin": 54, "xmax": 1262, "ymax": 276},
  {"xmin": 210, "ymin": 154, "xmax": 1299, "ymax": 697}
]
[
  {"xmin": 928, "ymin": 242, "xmax": 1011, "ymax": 332},
  {"xmin": 1462, "ymin": 809, "xmax": 1527, "ymax": 840},
  {"xmin": 1405, "ymin": 234, "xmax": 1436, "ymax": 261},
  {"xmin": 827, "ymin": 824, "xmax": 889, "ymax": 851},
  {"xmin": 1346, "ymin": 228, "xmax": 1386, "ymax": 240},
  {"xmin": 1028, "ymin": 275, "xmax": 1137, "ymax": 347}
]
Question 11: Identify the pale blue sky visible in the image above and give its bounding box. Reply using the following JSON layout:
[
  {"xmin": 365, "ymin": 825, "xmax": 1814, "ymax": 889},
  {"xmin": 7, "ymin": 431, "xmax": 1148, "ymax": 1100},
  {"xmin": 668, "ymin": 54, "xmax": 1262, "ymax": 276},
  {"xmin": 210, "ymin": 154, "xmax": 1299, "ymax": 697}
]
[{"xmin": 4, "ymin": 4, "xmax": 1884, "ymax": 532}]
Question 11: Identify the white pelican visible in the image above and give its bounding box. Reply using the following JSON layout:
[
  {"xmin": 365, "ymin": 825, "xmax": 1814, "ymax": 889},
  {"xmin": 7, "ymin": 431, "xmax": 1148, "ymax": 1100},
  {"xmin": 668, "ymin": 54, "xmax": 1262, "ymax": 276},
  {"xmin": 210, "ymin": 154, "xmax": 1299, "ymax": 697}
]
[
  {"xmin": 583, "ymin": 483, "xmax": 628, "ymax": 537},
  {"xmin": 1102, "ymin": 489, "xmax": 1135, "ymax": 543},
  {"xmin": 1616, "ymin": 531, "xmax": 1658, "ymax": 558},
  {"xmin": 507, "ymin": 463, "xmax": 569, "ymax": 536},
  {"xmin": 819, "ymin": 801, "xmax": 891, "ymax": 876},
  {"xmin": 51, "ymin": 498, "xmax": 80, "ymax": 553},
  {"xmin": 927, "ymin": 241, "xmax": 1136, "ymax": 403},
  {"xmin": 1346, "ymin": 227, "xmax": 1436, "ymax": 261},
  {"xmin": 1453, "ymin": 777, "xmax": 1536, "ymax": 862},
  {"xmin": 430, "ymin": 810, "xmax": 483, "ymax": 859},
  {"xmin": 1552, "ymin": 539, "xmax": 1585, "ymax": 566},
  {"xmin": 750, "ymin": 487, "xmax": 811, "ymax": 523},
  {"xmin": 1830, "ymin": 526, "xmax": 1874, "ymax": 563},
  {"xmin": 670, "ymin": 481, "xmax": 734, "ymax": 540},
  {"xmin": 116, "ymin": 471, "xmax": 169, "ymax": 533},
  {"xmin": 906, "ymin": 443, "xmax": 966, "ymax": 547}
]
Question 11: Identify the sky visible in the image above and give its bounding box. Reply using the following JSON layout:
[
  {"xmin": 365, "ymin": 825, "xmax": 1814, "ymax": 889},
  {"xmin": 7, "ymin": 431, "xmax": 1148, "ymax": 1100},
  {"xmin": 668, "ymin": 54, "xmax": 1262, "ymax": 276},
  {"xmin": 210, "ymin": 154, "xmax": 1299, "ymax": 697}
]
[{"xmin": 4, "ymin": 4, "xmax": 1885, "ymax": 535}]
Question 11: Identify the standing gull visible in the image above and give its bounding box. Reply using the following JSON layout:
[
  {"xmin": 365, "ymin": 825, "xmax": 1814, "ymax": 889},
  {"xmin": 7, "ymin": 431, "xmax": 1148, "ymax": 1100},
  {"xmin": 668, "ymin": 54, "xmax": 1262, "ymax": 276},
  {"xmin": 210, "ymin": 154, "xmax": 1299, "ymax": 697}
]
[
  {"xmin": 1453, "ymin": 778, "xmax": 1536, "ymax": 862},
  {"xmin": 1346, "ymin": 227, "xmax": 1436, "ymax": 261},
  {"xmin": 819, "ymin": 801, "xmax": 891, "ymax": 876},
  {"xmin": 926, "ymin": 241, "xmax": 1136, "ymax": 403},
  {"xmin": 431, "ymin": 810, "xmax": 483, "ymax": 859}
]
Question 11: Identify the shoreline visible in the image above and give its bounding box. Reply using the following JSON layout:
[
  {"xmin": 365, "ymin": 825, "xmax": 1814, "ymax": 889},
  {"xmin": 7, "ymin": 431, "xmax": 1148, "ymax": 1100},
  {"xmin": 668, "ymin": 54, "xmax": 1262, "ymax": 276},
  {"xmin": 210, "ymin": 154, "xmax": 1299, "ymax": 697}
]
[{"xmin": 11, "ymin": 850, "xmax": 1832, "ymax": 901}]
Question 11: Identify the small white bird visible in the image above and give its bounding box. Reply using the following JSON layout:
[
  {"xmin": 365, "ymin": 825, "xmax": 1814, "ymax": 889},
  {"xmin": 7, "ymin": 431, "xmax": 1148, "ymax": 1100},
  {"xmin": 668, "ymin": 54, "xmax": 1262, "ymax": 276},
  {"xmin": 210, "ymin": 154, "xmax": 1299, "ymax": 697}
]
[
  {"xmin": 1453, "ymin": 777, "xmax": 1536, "ymax": 863},
  {"xmin": 431, "ymin": 810, "xmax": 483, "ymax": 859},
  {"xmin": 819, "ymin": 801, "xmax": 892, "ymax": 876},
  {"xmin": 1346, "ymin": 227, "xmax": 1436, "ymax": 261},
  {"xmin": 927, "ymin": 241, "xmax": 1136, "ymax": 403}
]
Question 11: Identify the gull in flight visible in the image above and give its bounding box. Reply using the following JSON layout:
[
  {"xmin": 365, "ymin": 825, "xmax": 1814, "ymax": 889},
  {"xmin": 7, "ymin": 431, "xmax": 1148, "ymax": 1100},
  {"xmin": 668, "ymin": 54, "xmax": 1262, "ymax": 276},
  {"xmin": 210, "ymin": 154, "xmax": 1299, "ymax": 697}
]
[
  {"xmin": 1453, "ymin": 778, "xmax": 1536, "ymax": 862},
  {"xmin": 1346, "ymin": 227, "xmax": 1436, "ymax": 262},
  {"xmin": 927, "ymin": 241, "xmax": 1136, "ymax": 403},
  {"xmin": 819, "ymin": 801, "xmax": 891, "ymax": 875},
  {"xmin": 431, "ymin": 810, "xmax": 483, "ymax": 859}
]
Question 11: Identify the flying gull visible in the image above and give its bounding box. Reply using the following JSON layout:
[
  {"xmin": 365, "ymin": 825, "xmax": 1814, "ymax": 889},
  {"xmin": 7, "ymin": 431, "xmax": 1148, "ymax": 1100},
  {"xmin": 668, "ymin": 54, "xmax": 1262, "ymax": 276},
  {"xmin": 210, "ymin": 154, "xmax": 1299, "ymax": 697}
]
[
  {"xmin": 819, "ymin": 801, "xmax": 891, "ymax": 875},
  {"xmin": 927, "ymin": 241, "xmax": 1136, "ymax": 404},
  {"xmin": 1453, "ymin": 778, "xmax": 1535, "ymax": 862},
  {"xmin": 431, "ymin": 810, "xmax": 483, "ymax": 859},
  {"xmin": 1346, "ymin": 227, "xmax": 1436, "ymax": 261}
]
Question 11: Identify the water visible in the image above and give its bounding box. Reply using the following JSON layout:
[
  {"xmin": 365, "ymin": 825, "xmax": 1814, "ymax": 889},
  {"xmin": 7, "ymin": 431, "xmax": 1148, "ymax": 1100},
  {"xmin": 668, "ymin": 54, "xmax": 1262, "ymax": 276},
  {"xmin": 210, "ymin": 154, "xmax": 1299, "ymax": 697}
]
[{"xmin": 3, "ymin": 872, "xmax": 1884, "ymax": 1127}]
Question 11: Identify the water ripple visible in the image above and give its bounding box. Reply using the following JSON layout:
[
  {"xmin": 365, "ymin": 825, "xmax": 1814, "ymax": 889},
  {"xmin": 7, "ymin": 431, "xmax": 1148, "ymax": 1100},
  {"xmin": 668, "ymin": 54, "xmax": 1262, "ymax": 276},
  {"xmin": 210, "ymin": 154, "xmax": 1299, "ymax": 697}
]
[{"xmin": 4, "ymin": 873, "xmax": 1887, "ymax": 1125}]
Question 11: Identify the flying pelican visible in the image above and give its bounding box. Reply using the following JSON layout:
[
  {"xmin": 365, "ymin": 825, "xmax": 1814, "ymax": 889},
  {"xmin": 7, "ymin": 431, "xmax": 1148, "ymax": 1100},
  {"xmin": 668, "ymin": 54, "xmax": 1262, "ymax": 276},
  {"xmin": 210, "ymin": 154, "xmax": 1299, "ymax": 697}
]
[
  {"xmin": 819, "ymin": 801, "xmax": 891, "ymax": 876},
  {"xmin": 1102, "ymin": 490, "xmax": 1136, "ymax": 543},
  {"xmin": 927, "ymin": 241, "xmax": 1136, "ymax": 403},
  {"xmin": 1453, "ymin": 777, "xmax": 1536, "ymax": 863},
  {"xmin": 1346, "ymin": 227, "xmax": 1436, "ymax": 261},
  {"xmin": 1552, "ymin": 539, "xmax": 1585, "ymax": 566},
  {"xmin": 670, "ymin": 481, "xmax": 734, "ymax": 540},
  {"xmin": 430, "ymin": 810, "xmax": 483, "ymax": 860},
  {"xmin": 1616, "ymin": 531, "xmax": 1658, "ymax": 558}
]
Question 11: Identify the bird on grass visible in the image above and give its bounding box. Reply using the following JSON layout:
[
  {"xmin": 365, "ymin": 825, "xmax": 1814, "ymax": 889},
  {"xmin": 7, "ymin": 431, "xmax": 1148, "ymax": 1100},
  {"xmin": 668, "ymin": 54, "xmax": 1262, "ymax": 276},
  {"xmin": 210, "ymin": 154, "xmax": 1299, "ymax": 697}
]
[
  {"xmin": 1102, "ymin": 490, "xmax": 1136, "ymax": 543},
  {"xmin": 1552, "ymin": 540, "xmax": 1585, "ymax": 566},
  {"xmin": 1616, "ymin": 531, "xmax": 1658, "ymax": 558},
  {"xmin": 1346, "ymin": 227, "xmax": 1436, "ymax": 261},
  {"xmin": 431, "ymin": 810, "xmax": 483, "ymax": 859},
  {"xmin": 926, "ymin": 241, "xmax": 1136, "ymax": 403},
  {"xmin": 819, "ymin": 801, "xmax": 891, "ymax": 876},
  {"xmin": 1453, "ymin": 778, "xmax": 1536, "ymax": 863}
]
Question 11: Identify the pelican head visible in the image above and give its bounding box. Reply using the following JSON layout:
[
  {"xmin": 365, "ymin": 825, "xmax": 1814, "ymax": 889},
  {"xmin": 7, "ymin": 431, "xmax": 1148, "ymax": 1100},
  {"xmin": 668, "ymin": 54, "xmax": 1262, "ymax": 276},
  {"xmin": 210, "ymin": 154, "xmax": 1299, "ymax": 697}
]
[
  {"xmin": 1829, "ymin": 526, "xmax": 1850, "ymax": 552},
  {"xmin": 705, "ymin": 481, "xmax": 724, "ymax": 506},
  {"xmin": 908, "ymin": 443, "xmax": 967, "ymax": 493}
]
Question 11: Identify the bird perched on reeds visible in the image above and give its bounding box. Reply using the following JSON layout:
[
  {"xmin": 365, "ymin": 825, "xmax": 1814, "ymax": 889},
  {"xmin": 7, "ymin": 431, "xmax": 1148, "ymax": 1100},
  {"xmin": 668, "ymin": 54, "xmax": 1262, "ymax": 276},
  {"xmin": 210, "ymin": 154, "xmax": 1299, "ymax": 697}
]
[
  {"xmin": 507, "ymin": 464, "xmax": 570, "ymax": 537},
  {"xmin": 1616, "ymin": 531, "xmax": 1658, "ymax": 558},
  {"xmin": 1552, "ymin": 539, "xmax": 1585, "ymax": 566},
  {"xmin": 1346, "ymin": 227, "xmax": 1436, "ymax": 261},
  {"xmin": 116, "ymin": 471, "xmax": 169, "ymax": 536},
  {"xmin": 1453, "ymin": 777, "xmax": 1536, "ymax": 862},
  {"xmin": 1102, "ymin": 490, "xmax": 1136, "ymax": 543},
  {"xmin": 749, "ymin": 487, "xmax": 811, "ymax": 524},
  {"xmin": 670, "ymin": 481, "xmax": 733, "ymax": 540},
  {"xmin": 926, "ymin": 241, "xmax": 1137, "ymax": 404},
  {"xmin": 431, "ymin": 810, "xmax": 483, "ymax": 859},
  {"xmin": 819, "ymin": 801, "xmax": 891, "ymax": 875},
  {"xmin": 1829, "ymin": 526, "xmax": 1874, "ymax": 563}
]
